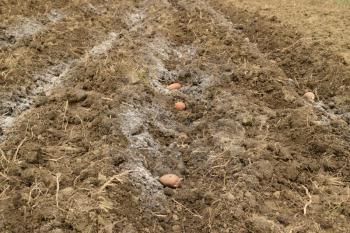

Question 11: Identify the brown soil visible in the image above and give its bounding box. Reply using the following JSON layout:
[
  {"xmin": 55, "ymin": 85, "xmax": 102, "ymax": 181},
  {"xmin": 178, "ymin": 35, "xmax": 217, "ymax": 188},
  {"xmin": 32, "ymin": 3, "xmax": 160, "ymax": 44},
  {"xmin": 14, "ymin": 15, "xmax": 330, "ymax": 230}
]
[
  {"xmin": 0, "ymin": 0, "xmax": 349, "ymax": 232},
  {"xmin": 226, "ymin": 0, "xmax": 350, "ymax": 63}
]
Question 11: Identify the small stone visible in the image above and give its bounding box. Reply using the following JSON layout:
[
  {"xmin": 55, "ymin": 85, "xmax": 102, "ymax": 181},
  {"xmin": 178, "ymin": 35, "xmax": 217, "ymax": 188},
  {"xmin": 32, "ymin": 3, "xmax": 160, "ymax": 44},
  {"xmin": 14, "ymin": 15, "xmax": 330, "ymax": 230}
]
[
  {"xmin": 331, "ymin": 118, "xmax": 348, "ymax": 127},
  {"xmin": 203, "ymin": 192, "xmax": 215, "ymax": 203},
  {"xmin": 222, "ymin": 192, "xmax": 235, "ymax": 201},
  {"xmin": 25, "ymin": 150, "xmax": 41, "ymax": 164},
  {"xmin": 328, "ymin": 102, "xmax": 335, "ymax": 109},
  {"xmin": 98, "ymin": 173, "xmax": 107, "ymax": 183},
  {"xmin": 172, "ymin": 225, "xmax": 181, "ymax": 232},
  {"xmin": 178, "ymin": 133, "xmax": 188, "ymax": 141},
  {"xmin": 303, "ymin": 92, "xmax": 315, "ymax": 102},
  {"xmin": 67, "ymin": 90, "xmax": 87, "ymax": 103},
  {"xmin": 131, "ymin": 195, "xmax": 140, "ymax": 203},
  {"xmin": 276, "ymin": 214, "xmax": 290, "ymax": 225},
  {"xmin": 319, "ymin": 219, "xmax": 333, "ymax": 229},
  {"xmin": 282, "ymin": 88, "xmax": 297, "ymax": 102},
  {"xmin": 241, "ymin": 114, "xmax": 253, "ymax": 126},
  {"xmin": 61, "ymin": 187, "xmax": 74, "ymax": 197},
  {"xmin": 223, "ymin": 64, "xmax": 232, "ymax": 72},
  {"xmin": 50, "ymin": 229, "xmax": 64, "ymax": 233},
  {"xmin": 172, "ymin": 214, "xmax": 179, "ymax": 221},
  {"xmin": 46, "ymin": 111, "xmax": 57, "ymax": 120},
  {"xmin": 284, "ymin": 162, "xmax": 299, "ymax": 181},
  {"xmin": 246, "ymin": 215, "xmax": 275, "ymax": 233},
  {"xmin": 273, "ymin": 191, "xmax": 281, "ymax": 199},
  {"xmin": 163, "ymin": 188, "xmax": 175, "ymax": 196}
]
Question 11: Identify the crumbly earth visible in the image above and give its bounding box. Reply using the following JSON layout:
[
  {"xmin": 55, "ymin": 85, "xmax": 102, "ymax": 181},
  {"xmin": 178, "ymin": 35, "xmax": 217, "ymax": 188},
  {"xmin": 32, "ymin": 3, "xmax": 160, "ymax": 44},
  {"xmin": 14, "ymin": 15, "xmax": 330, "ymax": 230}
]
[{"xmin": 0, "ymin": 0, "xmax": 349, "ymax": 232}]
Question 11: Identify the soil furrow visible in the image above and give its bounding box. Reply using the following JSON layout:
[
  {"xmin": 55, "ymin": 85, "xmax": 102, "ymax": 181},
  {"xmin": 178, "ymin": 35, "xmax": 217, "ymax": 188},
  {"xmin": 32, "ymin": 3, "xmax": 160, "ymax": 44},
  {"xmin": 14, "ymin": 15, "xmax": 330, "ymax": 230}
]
[
  {"xmin": 0, "ymin": 10, "xmax": 67, "ymax": 49},
  {"xmin": 0, "ymin": 0, "xmax": 70, "ymax": 20},
  {"xmin": 0, "ymin": 1, "xmax": 141, "ymax": 139},
  {"xmin": 0, "ymin": 1, "xmax": 109, "ymax": 49}
]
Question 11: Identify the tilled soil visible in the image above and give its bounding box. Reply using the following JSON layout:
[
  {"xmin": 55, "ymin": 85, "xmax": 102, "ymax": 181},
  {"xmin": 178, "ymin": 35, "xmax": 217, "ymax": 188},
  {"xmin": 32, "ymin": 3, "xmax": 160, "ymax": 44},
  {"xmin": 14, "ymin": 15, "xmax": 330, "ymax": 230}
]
[
  {"xmin": 0, "ymin": 0, "xmax": 349, "ymax": 232},
  {"xmin": 225, "ymin": 0, "xmax": 350, "ymax": 64}
]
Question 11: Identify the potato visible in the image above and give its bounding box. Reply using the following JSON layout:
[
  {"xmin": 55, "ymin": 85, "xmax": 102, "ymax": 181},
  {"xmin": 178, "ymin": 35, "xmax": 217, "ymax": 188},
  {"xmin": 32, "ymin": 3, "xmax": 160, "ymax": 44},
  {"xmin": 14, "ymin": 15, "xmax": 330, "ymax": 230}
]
[
  {"xmin": 159, "ymin": 174, "xmax": 182, "ymax": 188},
  {"xmin": 175, "ymin": 101, "xmax": 186, "ymax": 110},
  {"xmin": 167, "ymin": 83, "xmax": 182, "ymax": 90}
]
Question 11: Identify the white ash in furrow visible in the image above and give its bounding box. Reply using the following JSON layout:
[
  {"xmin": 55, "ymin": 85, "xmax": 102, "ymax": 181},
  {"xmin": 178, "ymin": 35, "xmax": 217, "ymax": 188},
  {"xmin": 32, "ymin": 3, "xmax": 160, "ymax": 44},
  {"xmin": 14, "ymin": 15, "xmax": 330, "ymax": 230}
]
[
  {"xmin": 0, "ymin": 2, "xmax": 110, "ymax": 49},
  {"xmin": 0, "ymin": 10, "xmax": 66, "ymax": 48},
  {"xmin": 0, "ymin": 10, "xmax": 147, "ymax": 141}
]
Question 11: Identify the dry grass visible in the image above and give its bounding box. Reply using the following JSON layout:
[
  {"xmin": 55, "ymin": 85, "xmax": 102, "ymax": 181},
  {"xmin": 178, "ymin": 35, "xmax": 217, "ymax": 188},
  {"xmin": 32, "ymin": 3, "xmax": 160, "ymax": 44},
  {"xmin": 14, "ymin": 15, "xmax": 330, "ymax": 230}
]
[
  {"xmin": 227, "ymin": 0, "xmax": 350, "ymax": 61},
  {"xmin": 97, "ymin": 170, "xmax": 132, "ymax": 193}
]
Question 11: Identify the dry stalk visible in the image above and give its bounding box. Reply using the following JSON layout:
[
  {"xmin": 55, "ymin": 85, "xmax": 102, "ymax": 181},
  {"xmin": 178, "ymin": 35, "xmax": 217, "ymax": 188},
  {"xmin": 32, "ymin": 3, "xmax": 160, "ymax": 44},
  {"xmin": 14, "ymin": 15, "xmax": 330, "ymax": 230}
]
[
  {"xmin": 45, "ymin": 156, "xmax": 67, "ymax": 162},
  {"xmin": 210, "ymin": 159, "xmax": 230, "ymax": 170},
  {"xmin": 0, "ymin": 148, "xmax": 9, "ymax": 163},
  {"xmin": 75, "ymin": 114, "xmax": 86, "ymax": 138},
  {"xmin": 27, "ymin": 181, "xmax": 42, "ymax": 206},
  {"xmin": 302, "ymin": 185, "xmax": 312, "ymax": 215},
  {"xmin": 0, "ymin": 172, "xmax": 11, "ymax": 180},
  {"xmin": 56, "ymin": 173, "xmax": 62, "ymax": 209},
  {"xmin": 0, "ymin": 185, "xmax": 10, "ymax": 200},
  {"xmin": 280, "ymin": 37, "xmax": 312, "ymax": 52},
  {"xmin": 171, "ymin": 198, "xmax": 203, "ymax": 219},
  {"xmin": 62, "ymin": 100, "xmax": 69, "ymax": 130},
  {"xmin": 98, "ymin": 170, "xmax": 133, "ymax": 193},
  {"xmin": 98, "ymin": 196, "xmax": 114, "ymax": 212},
  {"xmin": 102, "ymin": 97, "xmax": 114, "ymax": 101},
  {"xmin": 13, "ymin": 137, "xmax": 27, "ymax": 161}
]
